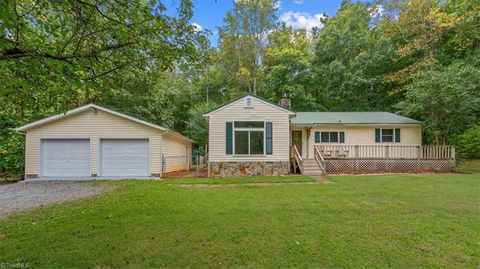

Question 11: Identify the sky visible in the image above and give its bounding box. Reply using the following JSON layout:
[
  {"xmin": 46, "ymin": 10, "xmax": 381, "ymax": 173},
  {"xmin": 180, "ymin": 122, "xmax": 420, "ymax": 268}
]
[{"xmin": 164, "ymin": 0, "xmax": 360, "ymax": 46}]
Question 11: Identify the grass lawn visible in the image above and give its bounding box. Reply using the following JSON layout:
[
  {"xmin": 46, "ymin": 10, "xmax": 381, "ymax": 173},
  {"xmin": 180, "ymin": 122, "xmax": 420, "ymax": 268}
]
[
  {"xmin": 1, "ymin": 170, "xmax": 479, "ymax": 268},
  {"xmin": 456, "ymin": 160, "xmax": 480, "ymax": 174},
  {"xmin": 161, "ymin": 175, "xmax": 317, "ymax": 185}
]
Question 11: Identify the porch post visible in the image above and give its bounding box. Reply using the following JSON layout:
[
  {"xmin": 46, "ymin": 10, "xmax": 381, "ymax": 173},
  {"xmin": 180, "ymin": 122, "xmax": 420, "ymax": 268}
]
[
  {"xmin": 305, "ymin": 127, "xmax": 311, "ymax": 159},
  {"xmin": 305, "ymin": 128, "xmax": 308, "ymax": 159}
]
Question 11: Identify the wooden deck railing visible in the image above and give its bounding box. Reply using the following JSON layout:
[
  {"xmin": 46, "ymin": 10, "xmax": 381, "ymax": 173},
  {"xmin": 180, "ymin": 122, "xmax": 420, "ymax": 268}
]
[
  {"xmin": 314, "ymin": 146, "xmax": 326, "ymax": 172},
  {"xmin": 315, "ymin": 145, "xmax": 455, "ymax": 160},
  {"xmin": 292, "ymin": 145, "xmax": 303, "ymax": 174}
]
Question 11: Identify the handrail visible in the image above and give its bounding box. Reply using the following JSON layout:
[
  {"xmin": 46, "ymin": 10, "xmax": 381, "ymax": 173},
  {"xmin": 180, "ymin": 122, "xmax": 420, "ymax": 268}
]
[
  {"xmin": 314, "ymin": 146, "xmax": 326, "ymax": 172},
  {"xmin": 293, "ymin": 145, "xmax": 303, "ymax": 174},
  {"xmin": 314, "ymin": 145, "xmax": 455, "ymax": 160}
]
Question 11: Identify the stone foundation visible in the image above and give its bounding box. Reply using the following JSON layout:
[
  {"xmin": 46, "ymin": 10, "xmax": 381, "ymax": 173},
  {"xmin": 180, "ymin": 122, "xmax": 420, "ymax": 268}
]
[
  {"xmin": 209, "ymin": 161, "xmax": 289, "ymax": 177},
  {"xmin": 26, "ymin": 174, "xmax": 38, "ymax": 179}
]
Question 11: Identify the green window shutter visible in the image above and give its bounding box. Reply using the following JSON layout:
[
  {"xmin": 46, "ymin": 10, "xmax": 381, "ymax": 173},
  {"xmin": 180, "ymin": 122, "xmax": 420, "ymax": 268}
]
[
  {"xmin": 226, "ymin": 122, "xmax": 233, "ymax": 154},
  {"xmin": 266, "ymin": 122, "xmax": 273, "ymax": 155},
  {"xmin": 375, "ymin": 129, "xmax": 381, "ymax": 143},
  {"xmin": 339, "ymin": 132, "xmax": 345, "ymax": 143},
  {"xmin": 315, "ymin": 132, "xmax": 320, "ymax": 143},
  {"xmin": 395, "ymin": 128, "xmax": 401, "ymax": 143}
]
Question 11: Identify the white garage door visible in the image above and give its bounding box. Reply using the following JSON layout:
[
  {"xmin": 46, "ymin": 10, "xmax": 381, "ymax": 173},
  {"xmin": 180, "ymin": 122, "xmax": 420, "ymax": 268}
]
[
  {"xmin": 100, "ymin": 139, "xmax": 149, "ymax": 177},
  {"xmin": 42, "ymin": 139, "xmax": 90, "ymax": 177}
]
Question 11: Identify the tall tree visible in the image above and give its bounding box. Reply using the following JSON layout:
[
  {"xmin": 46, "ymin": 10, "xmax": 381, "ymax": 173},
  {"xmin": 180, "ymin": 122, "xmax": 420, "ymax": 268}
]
[
  {"xmin": 313, "ymin": 2, "xmax": 397, "ymax": 111},
  {"xmin": 397, "ymin": 58, "xmax": 480, "ymax": 144},
  {"xmin": 381, "ymin": 0, "xmax": 458, "ymax": 93},
  {"xmin": 262, "ymin": 25, "xmax": 322, "ymax": 111},
  {"xmin": 217, "ymin": 0, "xmax": 278, "ymax": 96}
]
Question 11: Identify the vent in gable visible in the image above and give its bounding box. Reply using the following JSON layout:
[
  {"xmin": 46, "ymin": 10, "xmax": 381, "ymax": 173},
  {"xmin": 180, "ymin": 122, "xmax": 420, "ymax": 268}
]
[{"xmin": 245, "ymin": 97, "xmax": 253, "ymax": 107}]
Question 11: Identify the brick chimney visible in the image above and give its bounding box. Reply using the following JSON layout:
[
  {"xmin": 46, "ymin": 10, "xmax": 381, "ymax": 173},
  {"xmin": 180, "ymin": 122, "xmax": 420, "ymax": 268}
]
[{"xmin": 278, "ymin": 97, "xmax": 291, "ymax": 109}]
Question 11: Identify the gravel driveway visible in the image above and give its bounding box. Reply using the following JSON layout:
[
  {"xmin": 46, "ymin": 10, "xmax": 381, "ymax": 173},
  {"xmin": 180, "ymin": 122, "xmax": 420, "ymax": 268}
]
[{"xmin": 0, "ymin": 181, "xmax": 107, "ymax": 219}]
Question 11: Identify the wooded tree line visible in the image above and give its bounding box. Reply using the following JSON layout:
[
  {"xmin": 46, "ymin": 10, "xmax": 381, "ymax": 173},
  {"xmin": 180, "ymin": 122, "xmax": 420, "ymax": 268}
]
[{"xmin": 1, "ymin": 0, "xmax": 479, "ymax": 176}]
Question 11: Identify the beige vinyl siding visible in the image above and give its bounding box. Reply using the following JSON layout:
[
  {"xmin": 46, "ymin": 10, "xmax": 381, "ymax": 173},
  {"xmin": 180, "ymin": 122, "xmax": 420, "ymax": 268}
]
[
  {"xmin": 208, "ymin": 98, "xmax": 291, "ymax": 162},
  {"xmin": 307, "ymin": 125, "xmax": 422, "ymax": 158},
  {"xmin": 25, "ymin": 109, "xmax": 163, "ymax": 176},
  {"xmin": 163, "ymin": 133, "xmax": 192, "ymax": 173}
]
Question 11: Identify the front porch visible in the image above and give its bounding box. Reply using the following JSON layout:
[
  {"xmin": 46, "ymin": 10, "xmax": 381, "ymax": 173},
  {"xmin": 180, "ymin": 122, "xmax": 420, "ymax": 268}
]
[{"xmin": 291, "ymin": 144, "xmax": 456, "ymax": 175}]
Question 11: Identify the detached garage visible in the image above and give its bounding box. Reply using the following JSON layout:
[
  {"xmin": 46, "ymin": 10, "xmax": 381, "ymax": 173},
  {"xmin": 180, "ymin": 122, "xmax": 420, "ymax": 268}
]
[{"xmin": 16, "ymin": 104, "xmax": 193, "ymax": 179}]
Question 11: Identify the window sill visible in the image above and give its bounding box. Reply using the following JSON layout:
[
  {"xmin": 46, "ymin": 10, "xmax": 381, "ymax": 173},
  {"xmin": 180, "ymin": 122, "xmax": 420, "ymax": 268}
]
[{"xmin": 233, "ymin": 154, "xmax": 266, "ymax": 157}]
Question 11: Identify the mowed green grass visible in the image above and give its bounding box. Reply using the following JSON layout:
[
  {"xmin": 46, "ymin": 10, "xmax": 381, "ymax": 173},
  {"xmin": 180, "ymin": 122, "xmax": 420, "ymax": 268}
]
[
  {"xmin": 1, "ymin": 172, "xmax": 479, "ymax": 268},
  {"xmin": 161, "ymin": 175, "xmax": 317, "ymax": 185}
]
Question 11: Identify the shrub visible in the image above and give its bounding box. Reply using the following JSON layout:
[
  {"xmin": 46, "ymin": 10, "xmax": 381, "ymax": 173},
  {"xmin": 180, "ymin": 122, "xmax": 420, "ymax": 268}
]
[
  {"xmin": 455, "ymin": 126, "xmax": 480, "ymax": 159},
  {"xmin": 0, "ymin": 129, "xmax": 25, "ymax": 178}
]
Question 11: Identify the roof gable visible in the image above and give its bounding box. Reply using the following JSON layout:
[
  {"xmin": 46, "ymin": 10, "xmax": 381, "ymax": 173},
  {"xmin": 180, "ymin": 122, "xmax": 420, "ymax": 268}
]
[
  {"xmin": 291, "ymin": 112, "xmax": 421, "ymax": 125},
  {"xmin": 203, "ymin": 94, "xmax": 296, "ymax": 117},
  {"xmin": 15, "ymin": 104, "xmax": 194, "ymax": 142}
]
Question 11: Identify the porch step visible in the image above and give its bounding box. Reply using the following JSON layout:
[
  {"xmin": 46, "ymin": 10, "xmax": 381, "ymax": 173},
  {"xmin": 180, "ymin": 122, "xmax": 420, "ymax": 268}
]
[
  {"xmin": 301, "ymin": 159, "xmax": 324, "ymax": 176},
  {"xmin": 303, "ymin": 171, "xmax": 325, "ymax": 176}
]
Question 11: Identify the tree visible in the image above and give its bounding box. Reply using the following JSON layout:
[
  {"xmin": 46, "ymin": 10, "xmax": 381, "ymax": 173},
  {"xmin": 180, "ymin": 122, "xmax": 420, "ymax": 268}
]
[
  {"xmin": 184, "ymin": 101, "xmax": 219, "ymax": 155},
  {"xmin": 217, "ymin": 0, "xmax": 278, "ymax": 96},
  {"xmin": 397, "ymin": 59, "xmax": 480, "ymax": 144},
  {"xmin": 262, "ymin": 25, "xmax": 322, "ymax": 111},
  {"xmin": 313, "ymin": 2, "xmax": 397, "ymax": 111},
  {"xmin": 381, "ymin": 0, "xmax": 459, "ymax": 92}
]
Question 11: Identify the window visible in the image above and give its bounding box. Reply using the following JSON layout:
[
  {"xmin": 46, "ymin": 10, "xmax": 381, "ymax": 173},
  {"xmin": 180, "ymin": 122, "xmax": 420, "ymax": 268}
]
[
  {"xmin": 376, "ymin": 128, "xmax": 401, "ymax": 143},
  {"xmin": 234, "ymin": 131, "xmax": 249, "ymax": 154},
  {"xmin": 316, "ymin": 132, "xmax": 345, "ymax": 143},
  {"xmin": 234, "ymin": 121, "xmax": 264, "ymax": 155},
  {"xmin": 381, "ymin": 129, "xmax": 394, "ymax": 142}
]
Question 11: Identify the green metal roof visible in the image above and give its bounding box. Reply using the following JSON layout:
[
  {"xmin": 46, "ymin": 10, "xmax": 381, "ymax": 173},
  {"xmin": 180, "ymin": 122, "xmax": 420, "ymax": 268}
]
[{"xmin": 291, "ymin": 112, "xmax": 421, "ymax": 125}]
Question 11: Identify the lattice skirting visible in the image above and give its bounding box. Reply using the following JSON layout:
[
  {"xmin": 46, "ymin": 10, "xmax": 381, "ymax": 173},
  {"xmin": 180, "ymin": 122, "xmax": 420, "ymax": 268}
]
[{"xmin": 324, "ymin": 159, "xmax": 455, "ymax": 174}]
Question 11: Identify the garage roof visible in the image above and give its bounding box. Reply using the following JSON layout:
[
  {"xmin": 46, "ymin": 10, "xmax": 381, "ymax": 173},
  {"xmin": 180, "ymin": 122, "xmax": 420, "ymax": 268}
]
[
  {"xmin": 15, "ymin": 104, "xmax": 194, "ymax": 143},
  {"xmin": 291, "ymin": 112, "xmax": 421, "ymax": 125}
]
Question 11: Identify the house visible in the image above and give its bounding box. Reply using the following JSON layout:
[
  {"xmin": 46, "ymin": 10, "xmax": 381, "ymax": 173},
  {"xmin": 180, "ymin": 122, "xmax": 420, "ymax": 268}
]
[
  {"xmin": 204, "ymin": 94, "xmax": 295, "ymax": 177},
  {"xmin": 204, "ymin": 94, "xmax": 455, "ymax": 177},
  {"xmin": 15, "ymin": 104, "xmax": 193, "ymax": 179}
]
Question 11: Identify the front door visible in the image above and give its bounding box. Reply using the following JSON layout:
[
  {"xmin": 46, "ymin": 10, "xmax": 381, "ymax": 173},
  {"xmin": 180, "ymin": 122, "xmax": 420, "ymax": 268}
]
[{"xmin": 292, "ymin": 130, "xmax": 302, "ymax": 156}]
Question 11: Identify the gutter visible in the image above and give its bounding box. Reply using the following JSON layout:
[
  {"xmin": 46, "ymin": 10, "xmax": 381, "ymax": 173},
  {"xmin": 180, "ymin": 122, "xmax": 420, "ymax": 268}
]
[{"xmin": 290, "ymin": 123, "xmax": 421, "ymax": 127}]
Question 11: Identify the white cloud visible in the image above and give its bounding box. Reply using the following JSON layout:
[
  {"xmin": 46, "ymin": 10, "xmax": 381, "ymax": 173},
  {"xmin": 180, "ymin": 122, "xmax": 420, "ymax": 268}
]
[
  {"xmin": 192, "ymin": 23, "xmax": 203, "ymax": 32},
  {"xmin": 280, "ymin": 11, "xmax": 325, "ymax": 31},
  {"xmin": 293, "ymin": 0, "xmax": 303, "ymax": 4}
]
